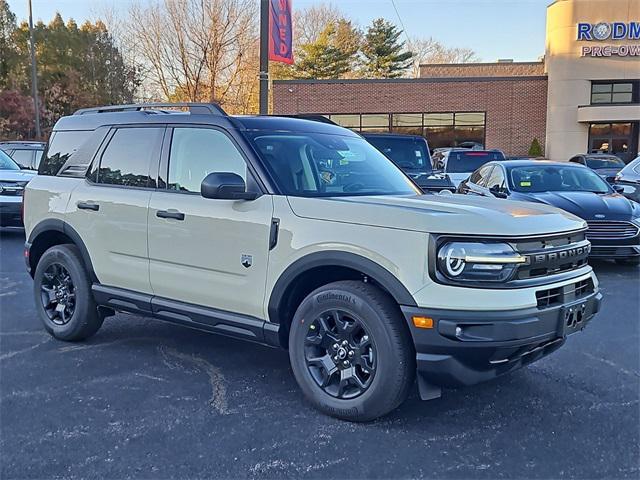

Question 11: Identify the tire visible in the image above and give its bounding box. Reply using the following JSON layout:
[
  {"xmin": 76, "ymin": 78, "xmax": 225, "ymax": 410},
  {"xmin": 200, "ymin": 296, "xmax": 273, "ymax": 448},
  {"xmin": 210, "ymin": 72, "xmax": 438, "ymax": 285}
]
[
  {"xmin": 33, "ymin": 244, "xmax": 104, "ymax": 341},
  {"xmin": 289, "ymin": 280, "xmax": 415, "ymax": 422},
  {"xmin": 615, "ymin": 258, "xmax": 640, "ymax": 266}
]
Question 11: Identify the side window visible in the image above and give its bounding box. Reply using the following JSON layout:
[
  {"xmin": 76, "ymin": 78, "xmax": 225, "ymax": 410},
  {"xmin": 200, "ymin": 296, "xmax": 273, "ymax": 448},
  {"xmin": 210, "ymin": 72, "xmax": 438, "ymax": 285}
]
[
  {"xmin": 39, "ymin": 130, "xmax": 93, "ymax": 176},
  {"xmin": 486, "ymin": 167, "xmax": 506, "ymax": 191},
  {"xmin": 470, "ymin": 165, "xmax": 492, "ymax": 186},
  {"xmin": 167, "ymin": 127, "xmax": 247, "ymax": 193},
  {"xmin": 569, "ymin": 156, "xmax": 583, "ymax": 164},
  {"xmin": 97, "ymin": 128, "xmax": 163, "ymax": 188}
]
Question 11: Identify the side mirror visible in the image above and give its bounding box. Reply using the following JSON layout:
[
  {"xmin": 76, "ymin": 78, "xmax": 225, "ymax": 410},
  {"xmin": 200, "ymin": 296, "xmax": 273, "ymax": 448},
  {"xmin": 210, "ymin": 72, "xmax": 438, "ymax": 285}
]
[
  {"xmin": 201, "ymin": 172, "xmax": 258, "ymax": 200},
  {"xmin": 613, "ymin": 185, "xmax": 625, "ymax": 194},
  {"xmin": 489, "ymin": 186, "xmax": 508, "ymax": 199}
]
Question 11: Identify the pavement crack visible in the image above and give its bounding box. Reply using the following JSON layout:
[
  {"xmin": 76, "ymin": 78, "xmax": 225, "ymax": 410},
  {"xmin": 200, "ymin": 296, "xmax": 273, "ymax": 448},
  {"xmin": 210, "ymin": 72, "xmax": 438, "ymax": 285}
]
[
  {"xmin": 582, "ymin": 352, "xmax": 640, "ymax": 378},
  {"xmin": 158, "ymin": 346, "xmax": 233, "ymax": 415},
  {"xmin": 0, "ymin": 337, "xmax": 51, "ymax": 361}
]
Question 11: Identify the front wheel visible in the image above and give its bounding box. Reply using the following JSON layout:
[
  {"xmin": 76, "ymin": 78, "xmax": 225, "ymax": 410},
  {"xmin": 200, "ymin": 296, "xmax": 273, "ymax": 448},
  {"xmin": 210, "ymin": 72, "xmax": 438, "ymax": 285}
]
[{"xmin": 289, "ymin": 281, "xmax": 415, "ymax": 422}]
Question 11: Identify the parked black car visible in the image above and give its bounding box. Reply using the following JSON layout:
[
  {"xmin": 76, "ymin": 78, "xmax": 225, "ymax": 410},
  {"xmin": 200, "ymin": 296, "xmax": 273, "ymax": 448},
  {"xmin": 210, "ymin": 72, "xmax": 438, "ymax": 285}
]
[
  {"xmin": 569, "ymin": 153, "xmax": 626, "ymax": 183},
  {"xmin": 614, "ymin": 155, "xmax": 640, "ymax": 204},
  {"xmin": 362, "ymin": 133, "xmax": 456, "ymax": 192},
  {"xmin": 0, "ymin": 141, "xmax": 46, "ymax": 171},
  {"xmin": 458, "ymin": 160, "xmax": 640, "ymax": 264}
]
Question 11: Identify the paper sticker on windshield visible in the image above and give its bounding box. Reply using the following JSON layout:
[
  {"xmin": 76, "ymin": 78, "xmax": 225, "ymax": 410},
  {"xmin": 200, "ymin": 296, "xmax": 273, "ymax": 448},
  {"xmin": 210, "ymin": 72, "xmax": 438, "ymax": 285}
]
[{"xmin": 520, "ymin": 181, "xmax": 531, "ymax": 187}]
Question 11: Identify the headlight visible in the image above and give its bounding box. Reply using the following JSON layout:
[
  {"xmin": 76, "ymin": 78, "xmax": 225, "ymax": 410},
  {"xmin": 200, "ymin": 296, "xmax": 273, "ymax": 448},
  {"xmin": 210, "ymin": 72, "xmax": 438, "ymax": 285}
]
[{"xmin": 437, "ymin": 242, "xmax": 526, "ymax": 283}]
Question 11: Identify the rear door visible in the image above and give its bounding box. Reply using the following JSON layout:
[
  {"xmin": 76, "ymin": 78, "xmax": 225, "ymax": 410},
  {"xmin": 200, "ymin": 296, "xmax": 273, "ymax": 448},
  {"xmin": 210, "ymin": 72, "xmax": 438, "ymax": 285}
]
[
  {"xmin": 66, "ymin": 126, "xmax": 164, "ymax": 293},
  {"xmin": 147, "ymin": 126, "xmax": 273, "ymax": 319}
]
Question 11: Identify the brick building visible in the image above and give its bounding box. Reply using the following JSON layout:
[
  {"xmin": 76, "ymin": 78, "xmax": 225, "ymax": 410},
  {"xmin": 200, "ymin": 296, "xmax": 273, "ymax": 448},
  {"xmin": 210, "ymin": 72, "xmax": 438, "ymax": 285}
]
[{"xmin": 272, "ymin": 0, "xmax": 640, "ymax": 161}]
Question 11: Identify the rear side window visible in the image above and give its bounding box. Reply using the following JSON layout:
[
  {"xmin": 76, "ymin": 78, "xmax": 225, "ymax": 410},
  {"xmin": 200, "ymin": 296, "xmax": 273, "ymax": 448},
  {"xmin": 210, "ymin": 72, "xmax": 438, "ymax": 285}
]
[
  {"xmin": 39, "ymin": 130, "xmax": 93, "ymax": 176},
  {"xmin": 365, "ymin": 137, "xmax": 432, "ymax": 173},
  {"xmin": 446, "ymin": 151, "xmax": 506, "ymax": 173},
  {"xmin": 10, "ymin": 149, "xmax": 34, "ymax": 169},
  {"xmin": 97, "ymin": 127, "xmax": 163, "ymax": 188}
]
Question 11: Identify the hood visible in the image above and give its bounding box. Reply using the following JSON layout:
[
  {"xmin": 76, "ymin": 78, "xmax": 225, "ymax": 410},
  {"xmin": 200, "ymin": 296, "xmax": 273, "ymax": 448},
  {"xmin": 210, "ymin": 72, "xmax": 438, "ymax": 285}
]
[
  {"xmin": 594, "ymin": 168, "xmax": 622, "ymax": 179},
  {"xmin": 447, "ymin": 173, "xmax": 471, "ymax": 187},
  {"xmin": 411, "ymin": 172, "xmax": 455, "ymax": 191},
  {"xmin": 287, "ymin": 194, "xmax": 586, "ymax": 237},
  {"xmin": 510, "ymin": 191, "xmax": 639, "ymax": 221},
  {"xmin": 0, "ymin": 169, "xmax": 36, "ymax": 182}
]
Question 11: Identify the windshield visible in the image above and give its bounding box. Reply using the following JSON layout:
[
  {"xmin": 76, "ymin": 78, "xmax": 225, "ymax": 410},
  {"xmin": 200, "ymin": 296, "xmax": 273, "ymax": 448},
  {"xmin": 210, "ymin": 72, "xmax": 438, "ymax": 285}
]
[
  {"xmin": 509, "ymin": 165, "xmax": 612, "ymax": 194},
  {"xmin": 446, "ymin": 151, "xmax": 505, "ymax": 173},
  {"xmin": 247, "ymin": 131, "xmax": 420, "ymax": 197},
  {"xmin": 0, "ymin": 150, "xmax": 20, "ymax": 170},
  {"xmin": 364, "ymin": 136, "xmax": 432, "ymax": 174},
  {"xmin": 586, "ymin": 156, "xmax": 625, "ymax": 169}
]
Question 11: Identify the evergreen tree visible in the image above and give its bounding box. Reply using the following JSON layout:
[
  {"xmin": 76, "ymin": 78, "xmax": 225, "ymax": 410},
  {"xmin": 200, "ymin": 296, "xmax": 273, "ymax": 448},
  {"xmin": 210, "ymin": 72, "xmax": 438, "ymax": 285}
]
[
  {"xmin": 361, "ymin": 18, "xmax": 413, "ymax": 78},
  {"xmin": 528, "ymin": 138, "xmax": 544, "ymax": 157},
  {"xmin": 292, "ymin": 23, "xmax": 354, "ymax": 79}
]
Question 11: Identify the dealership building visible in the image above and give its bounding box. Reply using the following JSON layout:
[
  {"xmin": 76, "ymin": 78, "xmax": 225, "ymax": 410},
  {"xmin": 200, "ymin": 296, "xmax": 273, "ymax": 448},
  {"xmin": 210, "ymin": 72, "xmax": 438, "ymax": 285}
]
[{"xmin": 272, "ymin": 0, "xmax": 640, "ymax": 161}]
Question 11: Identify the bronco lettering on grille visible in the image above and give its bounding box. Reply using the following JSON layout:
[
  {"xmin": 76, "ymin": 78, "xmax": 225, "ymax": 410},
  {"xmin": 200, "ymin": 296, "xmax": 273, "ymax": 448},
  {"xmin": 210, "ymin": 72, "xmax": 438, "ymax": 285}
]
[{"xmin": 530, "ymin": 244, "xmax": 591, "ymax": 265}]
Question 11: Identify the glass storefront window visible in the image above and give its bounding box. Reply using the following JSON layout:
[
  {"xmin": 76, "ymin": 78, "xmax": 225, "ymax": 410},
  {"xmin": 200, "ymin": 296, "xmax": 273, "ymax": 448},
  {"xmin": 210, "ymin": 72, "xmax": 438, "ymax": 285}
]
[
  {"xmin": 361, "ymin": 114, "xmax": 390, "ymax": 128},
  {"xmin": 591, "ymin": 82, "xmax": 636, "ymax": 104},
  {"xmin": 454, "ymin": 112, "xmax": 485, "ymax": 126},
  {"xmin": 423, "ymin": 113, "xmax": 454, "ymax": 126},
  {"xmin": 331, "ymin": 114, "xmax": 360, "ymax": 128},
  {"xmin": 392, "ymin": 113, "xmax": 422, "ymax": 127}
]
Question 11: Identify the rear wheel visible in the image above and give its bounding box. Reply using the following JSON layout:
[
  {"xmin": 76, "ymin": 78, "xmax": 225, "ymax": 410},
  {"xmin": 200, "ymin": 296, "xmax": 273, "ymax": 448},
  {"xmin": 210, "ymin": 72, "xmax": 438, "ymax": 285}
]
[
  {"xmin": 33, "ymin": 244, "xmax": 103, "ymax": 341},
  {"xmin": 289, "ymin": 280, "xmax": 415, "ymax": 422}
]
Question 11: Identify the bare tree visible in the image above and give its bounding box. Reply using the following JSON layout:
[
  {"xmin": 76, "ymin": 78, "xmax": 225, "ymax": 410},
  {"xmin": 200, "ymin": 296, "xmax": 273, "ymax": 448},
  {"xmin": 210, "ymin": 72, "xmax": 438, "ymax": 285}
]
[
  {"xmin": 294, "ymin": 2, "xmax": 342, "ymax": 46},
  {"xmin": 124, "ymin": 0, "xmax": 259, "ymax": 112},
  {"xmin": 407, "ymin": 37, "xmax": 479, "ymax": 77}
]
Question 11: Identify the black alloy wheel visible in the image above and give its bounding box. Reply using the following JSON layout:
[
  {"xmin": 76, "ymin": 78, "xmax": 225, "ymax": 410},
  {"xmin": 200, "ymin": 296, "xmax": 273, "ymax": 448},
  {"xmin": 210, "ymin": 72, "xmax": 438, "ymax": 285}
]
[
  {"xmin": 40, "ymin": 263, "xmax": 76, "ymax": 325},
  {"xmin": 304, "ymin": 309, "xmax": 376, "ymax": 399}
]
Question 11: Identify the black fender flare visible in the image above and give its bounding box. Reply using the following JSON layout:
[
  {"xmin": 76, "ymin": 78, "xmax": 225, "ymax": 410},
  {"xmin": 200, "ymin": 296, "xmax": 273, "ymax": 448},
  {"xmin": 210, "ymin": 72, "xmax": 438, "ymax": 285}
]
[
  {"xmin": 27, "ymin": 219, "xmax": 98, "ymax": 282},
  {"xmin": 267, "ymin": 250, "xmax": 417, "ymax": 324}
]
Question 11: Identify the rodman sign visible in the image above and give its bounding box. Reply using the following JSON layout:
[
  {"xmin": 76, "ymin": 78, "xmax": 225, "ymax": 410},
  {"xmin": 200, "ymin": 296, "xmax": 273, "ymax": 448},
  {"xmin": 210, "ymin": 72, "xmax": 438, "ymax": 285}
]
[{"xmin": 269, "ymin": 0, "xmax": 294, "ymax": 64}]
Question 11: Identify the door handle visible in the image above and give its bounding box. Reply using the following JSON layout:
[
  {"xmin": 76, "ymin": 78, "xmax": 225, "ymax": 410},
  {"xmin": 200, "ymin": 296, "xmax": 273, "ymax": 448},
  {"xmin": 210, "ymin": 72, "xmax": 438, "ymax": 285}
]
[
  {"xmin": 156, "ymin": 209, "xmax": 185, "ymax": 221},
  {"xmin": 77, "ymin": 201, "xmax": 99, "ymax": 211}
]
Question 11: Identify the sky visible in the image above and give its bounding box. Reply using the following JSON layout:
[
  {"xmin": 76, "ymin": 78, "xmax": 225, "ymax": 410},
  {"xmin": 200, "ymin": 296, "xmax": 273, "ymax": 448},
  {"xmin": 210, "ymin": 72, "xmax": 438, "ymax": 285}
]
[{"xmin": 7, "ymin": 0, "xmax": 550, "ymax": 62}]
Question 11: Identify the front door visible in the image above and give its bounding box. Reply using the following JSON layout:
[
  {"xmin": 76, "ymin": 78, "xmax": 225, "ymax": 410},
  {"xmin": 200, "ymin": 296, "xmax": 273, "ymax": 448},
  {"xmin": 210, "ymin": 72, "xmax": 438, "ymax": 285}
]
[{"xmin": 147, "ymin": 126, "xmax": 273, "ymax": 319}]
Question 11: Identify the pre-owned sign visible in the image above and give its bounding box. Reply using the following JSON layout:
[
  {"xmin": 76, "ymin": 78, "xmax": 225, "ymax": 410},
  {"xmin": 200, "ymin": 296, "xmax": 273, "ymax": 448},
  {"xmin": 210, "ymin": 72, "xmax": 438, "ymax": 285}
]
[{"xmin": 577, "ymin": 21, "xmax": 640, "ymax": 57}]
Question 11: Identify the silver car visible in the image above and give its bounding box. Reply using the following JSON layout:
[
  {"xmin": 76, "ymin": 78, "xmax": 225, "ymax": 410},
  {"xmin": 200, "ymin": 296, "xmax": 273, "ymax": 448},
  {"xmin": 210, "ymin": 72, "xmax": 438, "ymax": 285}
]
[{"xmin": 0, "ymin": 150, "xmax": 35, "ymax": 227}]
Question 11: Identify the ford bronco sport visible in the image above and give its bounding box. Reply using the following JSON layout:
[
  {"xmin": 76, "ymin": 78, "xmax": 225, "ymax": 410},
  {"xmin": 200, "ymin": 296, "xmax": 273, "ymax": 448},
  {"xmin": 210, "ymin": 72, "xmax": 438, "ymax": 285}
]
[{"xmin": 24, "ymin": 103, "xmax": 601, "ymax": 421}]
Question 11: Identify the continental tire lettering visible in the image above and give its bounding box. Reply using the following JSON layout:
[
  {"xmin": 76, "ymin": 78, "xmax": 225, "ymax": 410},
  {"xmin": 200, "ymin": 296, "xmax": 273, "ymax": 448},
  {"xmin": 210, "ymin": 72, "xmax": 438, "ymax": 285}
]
[{"xmin": 316, "ymin": 292, "xmax": 357, "ymax": 305}]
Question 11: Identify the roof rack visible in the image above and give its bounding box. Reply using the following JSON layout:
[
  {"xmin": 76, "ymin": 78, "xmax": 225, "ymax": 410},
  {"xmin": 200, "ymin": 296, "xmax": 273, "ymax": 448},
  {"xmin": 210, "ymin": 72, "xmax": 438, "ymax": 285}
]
[{"xmin": 73, "ymin": 102, "xmax": 227, "ymax": 116}]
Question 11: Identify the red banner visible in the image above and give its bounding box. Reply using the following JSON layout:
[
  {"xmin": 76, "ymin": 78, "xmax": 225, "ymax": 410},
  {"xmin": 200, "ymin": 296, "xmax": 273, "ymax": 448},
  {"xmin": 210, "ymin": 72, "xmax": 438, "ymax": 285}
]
[{"xmin": 269, "ymin": 0, "xmax": 294, "ymax": 64}]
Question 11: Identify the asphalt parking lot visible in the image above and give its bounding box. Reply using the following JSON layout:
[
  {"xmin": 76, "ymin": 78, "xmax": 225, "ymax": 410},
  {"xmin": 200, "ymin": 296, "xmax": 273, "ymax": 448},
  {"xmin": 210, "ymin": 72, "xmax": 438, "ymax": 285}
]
[{"xmin": 1, "ymin": 227, "xmax": 638, "ymax": 479}]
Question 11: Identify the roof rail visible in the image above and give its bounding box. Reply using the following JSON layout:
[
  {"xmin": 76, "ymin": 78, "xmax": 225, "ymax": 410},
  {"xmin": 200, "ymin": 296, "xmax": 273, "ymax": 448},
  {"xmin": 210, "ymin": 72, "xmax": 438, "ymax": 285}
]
[{"xmin": 73, "ymin": 102, "xmax": 227, "ymax": 116}]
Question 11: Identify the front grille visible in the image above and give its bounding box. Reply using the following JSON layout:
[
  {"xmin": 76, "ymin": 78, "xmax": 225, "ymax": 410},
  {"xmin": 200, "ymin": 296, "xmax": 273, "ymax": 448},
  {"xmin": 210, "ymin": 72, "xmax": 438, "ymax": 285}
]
[
  {"xmin": 515, "ymin": 231, "xmax": 590, "ymax": 280},
  {"xmin": 586, "ymin": 221, "xmax": 639, "ymax": 240},
  {"xmin": 536, "ymin": 278, "xmax": 594, "ymax": 309},
  {"xmin": 0, "ymin": 181, "xmax": 25, "ymax": 197},
  {"xmin": 590, "ymin": 246, "xmax": 639, "ymax": 257}
]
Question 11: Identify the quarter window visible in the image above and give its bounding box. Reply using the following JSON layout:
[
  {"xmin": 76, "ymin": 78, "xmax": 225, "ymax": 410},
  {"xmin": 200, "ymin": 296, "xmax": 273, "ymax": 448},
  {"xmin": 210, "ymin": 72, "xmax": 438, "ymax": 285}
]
[
  {"xmin": 167, "ymin": 128, "xmax": 246, "ymax": 193},
  {"xmin": 97, "ymin": 128, "xmax": 163, "ymax": 187}
]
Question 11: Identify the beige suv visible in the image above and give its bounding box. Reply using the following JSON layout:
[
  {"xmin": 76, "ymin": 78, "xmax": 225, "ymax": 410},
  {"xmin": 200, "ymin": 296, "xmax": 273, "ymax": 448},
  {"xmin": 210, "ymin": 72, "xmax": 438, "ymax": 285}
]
[{"xmin": 24, "ymin": 103, "xmax": 601, "ymax": 421}]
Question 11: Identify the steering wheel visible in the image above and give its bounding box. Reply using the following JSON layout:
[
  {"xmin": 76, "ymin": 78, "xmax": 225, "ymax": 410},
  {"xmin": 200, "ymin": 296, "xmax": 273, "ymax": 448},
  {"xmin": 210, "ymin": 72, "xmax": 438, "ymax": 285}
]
[{"xmin": 343, "ymin": 182, "xmax": 366, "ymax": 193}]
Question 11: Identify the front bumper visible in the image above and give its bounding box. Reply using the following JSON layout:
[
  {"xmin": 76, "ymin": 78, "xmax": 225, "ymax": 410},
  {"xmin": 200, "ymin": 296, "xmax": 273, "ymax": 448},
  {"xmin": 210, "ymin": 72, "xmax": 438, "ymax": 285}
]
[
  {"xmin": 401, "ymin": 288, "xmax": 602, "ymax": 394},
  {"xmin": 0, "ymin": 199, "xmax": 23, "ymax": 227}
]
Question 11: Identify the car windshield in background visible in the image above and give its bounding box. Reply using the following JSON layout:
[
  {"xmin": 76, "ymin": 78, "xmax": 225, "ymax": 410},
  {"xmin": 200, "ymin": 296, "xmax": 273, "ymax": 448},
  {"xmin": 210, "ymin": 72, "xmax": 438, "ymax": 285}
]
[
  {"xmin": 247, "ymin": 132, "xmax": 420, "ymax": 197},
  {"xmin": 446, "ymin": 151, "xmax": 505, "ymax": 173},
  {"xmin": 586, "ymin": 156, "xmax": 625, "ymax": 169},
  {"xmin": 509, "ymin": 165, "xmax": 611, "ymax": 194},
  {"xmin": 0, "ymin": 150, "xmax": 20, "ymax": 170},
  {"xmin": 364, "ymin": 137, "xmax": 432, "ymax": 174}
]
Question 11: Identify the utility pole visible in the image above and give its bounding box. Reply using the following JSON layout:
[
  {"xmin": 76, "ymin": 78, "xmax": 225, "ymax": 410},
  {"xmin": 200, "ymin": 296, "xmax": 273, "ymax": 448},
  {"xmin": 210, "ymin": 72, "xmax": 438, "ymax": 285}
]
[
  {"xmin": 259, "ymin": 0, "xmax": 269, "ymax": 115},
  {"xmin": 28, "ymin": 0, "xmax": 41, "ymax": 139}
]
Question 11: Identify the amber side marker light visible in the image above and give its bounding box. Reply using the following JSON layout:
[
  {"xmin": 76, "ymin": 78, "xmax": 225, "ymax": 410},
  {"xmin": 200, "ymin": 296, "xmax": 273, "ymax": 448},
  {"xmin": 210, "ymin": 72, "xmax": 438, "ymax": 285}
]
[{"xmin": 412, "ymin": 316, "xmax": 434, "ymax": 329}]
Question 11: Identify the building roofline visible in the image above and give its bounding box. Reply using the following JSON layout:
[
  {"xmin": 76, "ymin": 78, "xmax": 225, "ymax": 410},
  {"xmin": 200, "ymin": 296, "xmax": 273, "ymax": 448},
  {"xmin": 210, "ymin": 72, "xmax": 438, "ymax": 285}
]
[
  {"xmin": 273, "ymin": 76, "xmax": 548, "ymax": 85},
  {"xmin": 418, "ymin": 61, "xmax": 544, "ymax": 67}
]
